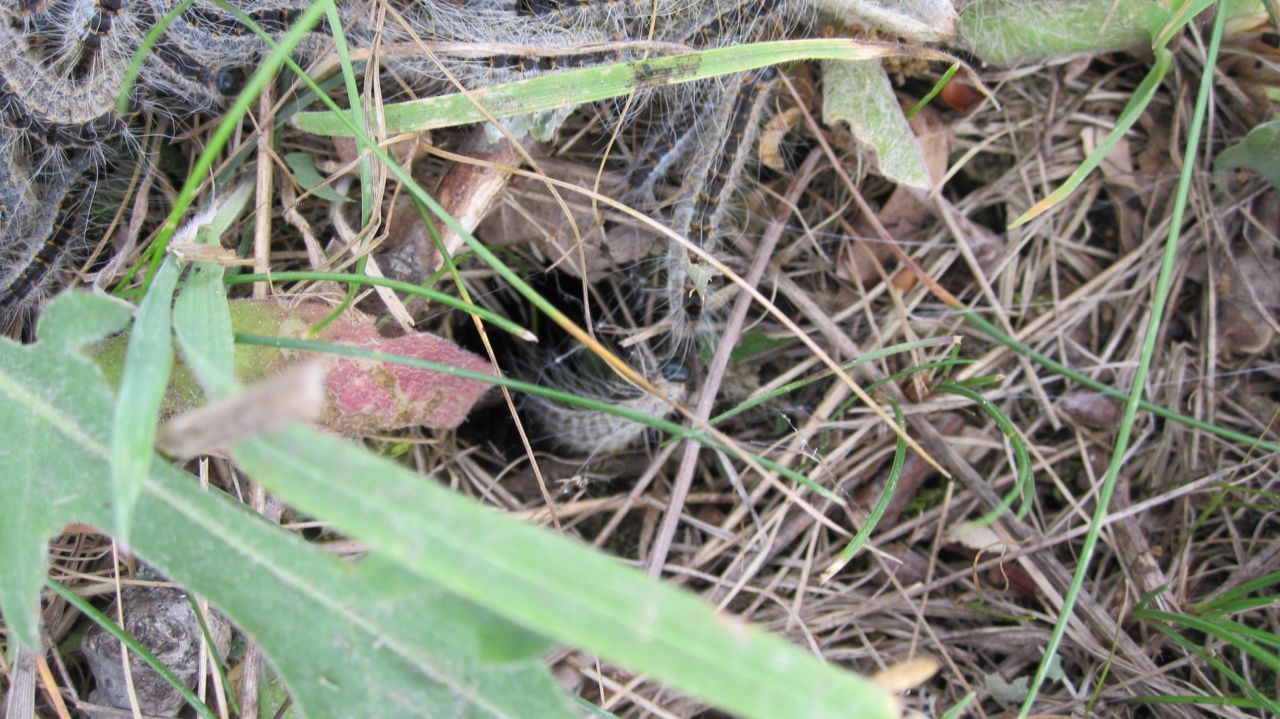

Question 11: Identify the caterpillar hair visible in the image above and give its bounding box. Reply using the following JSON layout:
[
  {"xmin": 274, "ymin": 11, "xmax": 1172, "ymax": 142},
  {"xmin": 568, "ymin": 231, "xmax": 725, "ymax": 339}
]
[
  {"xmin": 0, "ymin": 0, "xmax": 131, "ymax": 156},
  {"xmin": 0, "ymin": 141, "xmax": 96, "ymax": 336},
  {"xmin": 525, "ymin": 358, "xmax": 689, "ymax": 457},
  {"xmin": 657, "ymin": 66, "xmax": 773, "ymax": 357},
  {"xmin": 69, "ymin": 0, "xmax": 127, "ymax": 79}
]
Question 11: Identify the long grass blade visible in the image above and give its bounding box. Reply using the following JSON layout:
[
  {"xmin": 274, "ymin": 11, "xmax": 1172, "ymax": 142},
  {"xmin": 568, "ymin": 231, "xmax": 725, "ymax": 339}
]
[
  {"xmin": 110, "ymin": 258, "xmax": 180, "ymax": 540},
  {"xmin": 293, "ymin": 39, "xmax": 940, "ymax": 136},
  {"xmin": 1017, "ymin": 6, "xmax": 1228, "ymax": 716}
]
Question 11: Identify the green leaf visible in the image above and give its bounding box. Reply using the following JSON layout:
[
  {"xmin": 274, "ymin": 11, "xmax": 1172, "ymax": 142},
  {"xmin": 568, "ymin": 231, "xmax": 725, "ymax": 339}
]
[
  {"xmin": 229, "ymin": 426, "xmax": 900, "ymax": 719},
  {"xmin": 959, "ymin": 0, "xmax": 1157, "ymax": 66},
  {"xmin": 111, "ymin": 257, "xmax": 180, "ymax": 540},
  {"xmin": 1215, "ymin": 120, "xmax": 1280, "ymax": 191},
  {"xmin": 0, "ymin": 291, "xmax": 575, "ymax": 717},
  {"xmin": 1148, "ymin": 0, "xmax": 1217, "ymax": 50},
  {"xmin": 171, "ymin": 186, "xmax": 243, "ymax": 398},
  {"xmin": 0, "ymin": 292, "xmax": 132, "ymax": 648},
  {"xmin": 173, "ymin": 227, "xmax": 896, "ymax": 717},
  {"xmin": 822, "ymin": 60, "xmax": 930, "ymax": 189},
  {"xmin": 174, "ymin": 260, "xmax": 237, "ymax": 398},
  {"xmin": 133, "ymin": 461, "xmax": 576, "ymax": 719},
  {"xmin": 284, "ymin": 152, "xmax": 350, "ymax": 204}
]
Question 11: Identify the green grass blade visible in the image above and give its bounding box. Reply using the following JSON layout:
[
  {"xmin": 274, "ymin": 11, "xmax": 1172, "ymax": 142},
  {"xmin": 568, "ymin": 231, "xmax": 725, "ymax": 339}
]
[
  {"xmin": 1151, "ymin": 0, "xmax": 1217, "ymax": 51},
  {"xmin": 1009, "ymin": 48, "xmax": 1171, "ymax": 228},
  {"xmin": 1195, "ymin": 571, "xmax": 1280, "ymax": 614},
  {"xmin": 958, "ymin": 310, "xmax": 1280, "ymax": 453},
  {"xmin": 1136, "ymin": 609, "xmax": 1280, "ymax": 672},
  {"xmin": 124, "ymin": 0, "xmax": 329, "ymax": 289},
  {"xmin": 293, "ymin": 39, "xmax": 918, "ymax": 137},
  {"xmin": 1198, "ymin": 594, "xmax": 1280, "ymax": 616},
  {"xmin": 821, "ymin": 404, "xmax": 909, "ymax": 581},
  {"xmin": 1124, "ymin": 695, "xmax": 1270, "ymax": 709},
  {"xmin": 114, "ymin": 0, "xmax": 196, "ymax": 113},
  {"xmin": 181, "ymin": 592, "xmax": 240, "ymax": 716},
  {"xmin": 223, "ymin": 272, "xmax": 534, "ymax": 340},
  {"xmin": 110, "ymin": 257, "xmax": 180, "ymax": 540},
  {"xmin": 1017, "ymin": 6, "xmax": 1228, "ymax": 716},
  {"xmin": 232, "ymin": 332, "xmax": 843, "ymax": 503},
  {"xmin": 212, "ymin": 13, "xmax": 932, "ymax": 492},
  {"xmin": 318, "ymin": 1, "xmax": 372, "ymax": 225},
  {"xmin": 708, "ymin": 336, "xmax": 958, "ymax": 426},
  {"xmin": 1135, "ymin": 612, "xmax": 1280, "ymax": 712},
  {"xmin": 941, "ymin": 691, "xmax": 977, "ymax": 719},
  {"xmin": 906, "ymin": 63, "xmax": 960, "ymax": 118},
  {"xmin": 938, "ymin": 381, "xmax": 1033, "ymax": 522}
]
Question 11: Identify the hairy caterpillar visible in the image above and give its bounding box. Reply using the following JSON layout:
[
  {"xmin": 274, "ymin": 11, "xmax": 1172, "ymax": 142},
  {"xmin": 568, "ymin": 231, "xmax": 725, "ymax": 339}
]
[
  {"xmin": 526, "ymin": 365, "xmax": 689, "ymax": 456},
  {"xmin": 0, "ymin": 137, "xmax": 96, "ymax": 334},
  {"xmin": 0, "ymin": 0, "xmax": 952, "ymax": 458}
]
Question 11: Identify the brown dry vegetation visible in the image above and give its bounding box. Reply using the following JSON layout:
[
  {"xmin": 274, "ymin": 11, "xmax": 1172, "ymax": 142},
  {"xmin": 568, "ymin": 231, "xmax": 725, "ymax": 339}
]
[{"xmin": 13, "ymin": 5, "xmax": 1280, "ymax": 719}]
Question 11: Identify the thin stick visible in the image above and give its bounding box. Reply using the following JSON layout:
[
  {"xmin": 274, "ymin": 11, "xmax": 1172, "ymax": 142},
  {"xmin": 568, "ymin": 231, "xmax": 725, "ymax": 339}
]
[
  {"xmin": 253, "ymin": 85, "xmax": 274, "ymax": 299},
  {"xmin": 648, "ymin": 149, "xmax": 824, "ymax": 576}
]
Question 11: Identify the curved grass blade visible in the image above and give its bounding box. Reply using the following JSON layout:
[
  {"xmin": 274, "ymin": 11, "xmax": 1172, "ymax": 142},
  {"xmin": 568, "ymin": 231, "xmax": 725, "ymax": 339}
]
[
  {"xmin": 709, "ymin": 337, "xmax": 959, "ymax": 427},
  {"xmin": 1194, "ymin": 571, "xmax": 1280, "ymax": 616},
  {"xmin": 220, "ymin": 4, "xmax": 944, "ymax": 495},
  {"xmin": 958, "ymin": 310, "xmax": 1280, "ymax": 453},
  {"xmin": 820, "ymin": 404, "xmax": 909, "ymax": 582},
  {"xmin": 233, "ymin": 332, "xmax": 843, "ymax": 503},
  {"xmin": 1132, "ymin": 609, "xmax": 1280, "ymax": 713},
  {"xmin": 1009, "ymin": 48, "xmax": 1172, "ymax": 229},
  {"xmin": 938, "ymin": 380, "xmax": 1033, "ymax": 523},
  {"xmin": 122, "ymin": 0, "xmax": 330, "ymax": 289}
]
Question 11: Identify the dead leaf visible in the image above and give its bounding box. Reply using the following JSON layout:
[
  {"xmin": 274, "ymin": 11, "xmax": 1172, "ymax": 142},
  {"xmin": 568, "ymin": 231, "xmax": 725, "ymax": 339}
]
[
  {"xmin": 870, "ymin": 657, "xmax": 940, "ymax": 693},
  {"xmin": 379, "ymin": 195, "xmax": 440, "ymax": 285},
  {"xmin": 332, "ymin": 133, "xmax": 425, "ymax": 169},
  {"xmin": 97, "ymin": 300, "xmax": 496, "ymax": 437},
  {"xmin": 286, "ymin": 301, "xmax": 496, "ymax": 434},
  {"xmin": 843, "ymin": 104, "xmax": 956, "ymax": 287},
  {"xmin": 1214, "ymin": 226, "xmax": 1280, "ymax": 356},
  {"xmin": 479, "ymin": 158, "xmax": 658, "ymax": 279},
  {"xmin": 1060, "ymin": 391, "xmax": 1122, "ymax": 430},
  {"xmin": 157, "ymin": 364, "xmax": 326, "ymax": 459},
  {"xmin": 940, "ymin": 69, "xmax": 984, "ymax": 114},
  {"xmin": 758, "ymin": 107, "xmax": 802, "ymax": 171}
]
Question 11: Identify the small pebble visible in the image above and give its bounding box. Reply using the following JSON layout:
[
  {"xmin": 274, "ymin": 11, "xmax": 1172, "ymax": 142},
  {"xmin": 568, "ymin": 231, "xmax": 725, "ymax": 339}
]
[{"xmin": 82, "ymin": 586, "xmax": 232, "ymax": 718}]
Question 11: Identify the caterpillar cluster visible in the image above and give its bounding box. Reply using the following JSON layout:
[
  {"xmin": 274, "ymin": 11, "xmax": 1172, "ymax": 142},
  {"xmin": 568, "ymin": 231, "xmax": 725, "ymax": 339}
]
[{"xmin": 0, "ymin": 0, "xmax": 948, "ymax": 450}]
